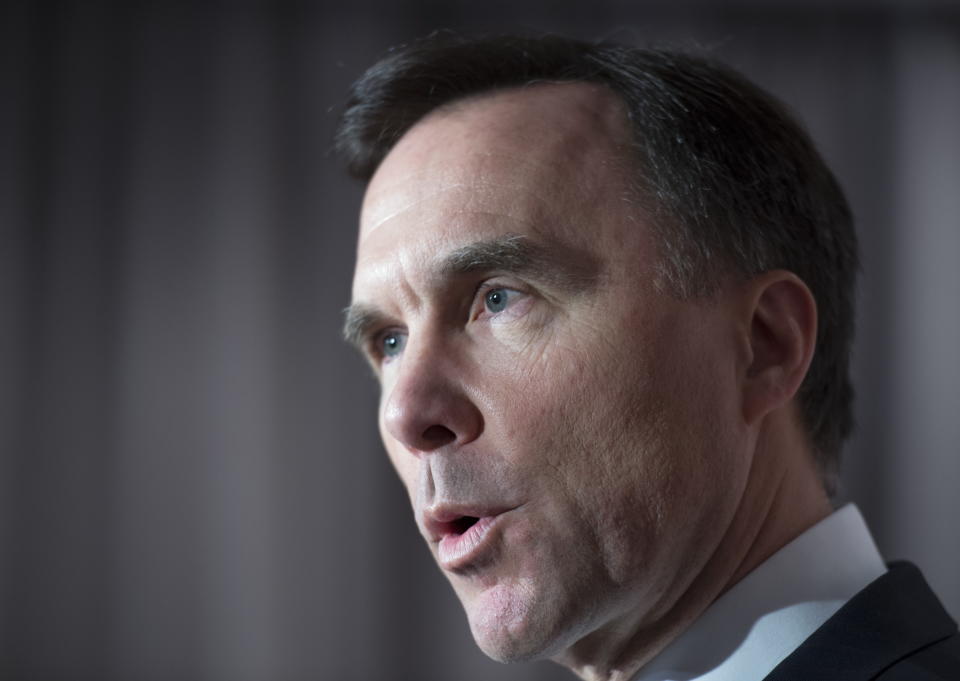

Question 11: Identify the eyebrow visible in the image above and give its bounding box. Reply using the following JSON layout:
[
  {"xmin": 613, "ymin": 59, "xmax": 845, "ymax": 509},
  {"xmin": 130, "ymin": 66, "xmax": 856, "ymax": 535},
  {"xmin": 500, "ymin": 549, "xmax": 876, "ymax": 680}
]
[
  {"xmin": 342, "ymin": 234, "xmax": 601, "ymax": 352},
  {"xmin": 341, "ymin": 303, "xmax": 389, "ymax": 355}
]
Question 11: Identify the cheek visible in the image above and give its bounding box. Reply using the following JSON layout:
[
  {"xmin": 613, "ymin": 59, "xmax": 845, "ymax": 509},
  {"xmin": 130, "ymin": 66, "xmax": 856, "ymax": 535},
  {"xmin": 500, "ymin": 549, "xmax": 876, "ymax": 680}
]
[
  {"xmin": 490, "ymin": 320, "xmax": 664, "ymax": 507},
  {"xmin": 491, "ymin": 305, "xmax": 739, "ymax": 574}
]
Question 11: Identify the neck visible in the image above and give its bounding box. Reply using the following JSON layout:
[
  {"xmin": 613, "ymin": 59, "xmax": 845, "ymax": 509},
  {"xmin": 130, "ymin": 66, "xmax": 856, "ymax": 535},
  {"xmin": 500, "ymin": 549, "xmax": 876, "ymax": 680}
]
[{"xmin": 555, "ymin": 411, "xmax": 833, "ymax": 681}]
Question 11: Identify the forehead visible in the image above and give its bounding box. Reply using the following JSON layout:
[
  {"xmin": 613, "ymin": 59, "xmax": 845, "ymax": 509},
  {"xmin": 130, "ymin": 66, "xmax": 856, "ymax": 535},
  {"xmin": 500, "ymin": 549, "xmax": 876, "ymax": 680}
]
[{"xmin": 353, "ymin": 82, "xmax": 643, "ymax": 295}]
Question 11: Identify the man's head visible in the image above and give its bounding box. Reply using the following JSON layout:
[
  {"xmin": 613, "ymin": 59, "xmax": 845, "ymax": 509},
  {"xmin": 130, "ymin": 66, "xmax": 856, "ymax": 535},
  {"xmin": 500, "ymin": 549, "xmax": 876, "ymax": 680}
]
[{"xmin": 339, "ymin": 34, "xmax": 857, "ymax": 674}]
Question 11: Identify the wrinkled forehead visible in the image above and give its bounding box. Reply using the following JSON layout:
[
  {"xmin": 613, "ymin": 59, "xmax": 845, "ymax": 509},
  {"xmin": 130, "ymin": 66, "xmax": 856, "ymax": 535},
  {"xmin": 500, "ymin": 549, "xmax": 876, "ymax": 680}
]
[{"xmin": 358, "ymin": 82, "xmax": 635, "ymax": 241}]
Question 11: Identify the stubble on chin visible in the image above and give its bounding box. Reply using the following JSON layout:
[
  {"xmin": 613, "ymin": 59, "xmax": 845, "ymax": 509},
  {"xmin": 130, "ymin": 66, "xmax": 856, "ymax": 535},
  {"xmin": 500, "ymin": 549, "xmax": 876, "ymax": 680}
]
[{"xmin": 466, "ymin": 576, "xmax": 586, "ymax": 663}]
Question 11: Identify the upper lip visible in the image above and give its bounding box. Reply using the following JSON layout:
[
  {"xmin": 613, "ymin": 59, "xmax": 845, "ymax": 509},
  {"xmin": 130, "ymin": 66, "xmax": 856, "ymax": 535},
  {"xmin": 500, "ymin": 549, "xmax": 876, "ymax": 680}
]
[{"xmin": 422, "ymin": 503, "xmax": 514, "ymax": 543}]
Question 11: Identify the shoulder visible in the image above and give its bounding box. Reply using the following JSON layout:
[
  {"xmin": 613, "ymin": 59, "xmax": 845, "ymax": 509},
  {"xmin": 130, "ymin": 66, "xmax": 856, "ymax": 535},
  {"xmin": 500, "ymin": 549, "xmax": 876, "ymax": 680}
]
[
  {"xmin": 874, "ymin": 630, "xmax": 960, "ymax": 680},
  {"xmin": 765, "ymin": 561, "xmax": 960, "ymax": 681}
]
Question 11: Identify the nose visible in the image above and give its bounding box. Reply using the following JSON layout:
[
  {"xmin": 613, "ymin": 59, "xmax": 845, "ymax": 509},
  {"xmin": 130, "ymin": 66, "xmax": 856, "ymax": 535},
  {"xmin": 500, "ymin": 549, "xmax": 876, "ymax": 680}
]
[{"xmin": 381, "ymin": 343, "xmax": 483, "ymax": 455}]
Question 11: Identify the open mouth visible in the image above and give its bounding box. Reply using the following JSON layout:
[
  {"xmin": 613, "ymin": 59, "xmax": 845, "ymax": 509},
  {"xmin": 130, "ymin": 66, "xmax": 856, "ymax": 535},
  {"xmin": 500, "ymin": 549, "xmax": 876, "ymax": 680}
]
[
  {"xmin": 422, "ymin": 505, "xmax": 518, "ymax": 570},
  {"xmin": 434, "ymin": 513, "xmax": 508, "ymax": 570},
  {"xmin": 451, "ymin": 516, "xmax": 480, "ymax": 535}
]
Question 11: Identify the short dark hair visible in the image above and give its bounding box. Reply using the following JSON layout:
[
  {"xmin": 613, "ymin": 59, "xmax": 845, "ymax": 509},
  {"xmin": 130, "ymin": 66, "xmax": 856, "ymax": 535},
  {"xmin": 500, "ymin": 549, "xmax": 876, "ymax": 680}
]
[{"xmin": 336, "ymin": 33, "xmax": 859, "ymax": 494}]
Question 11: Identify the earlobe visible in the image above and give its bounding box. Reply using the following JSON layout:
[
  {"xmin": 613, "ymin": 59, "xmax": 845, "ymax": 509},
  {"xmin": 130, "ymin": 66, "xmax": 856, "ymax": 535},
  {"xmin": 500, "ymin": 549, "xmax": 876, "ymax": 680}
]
[{"xmin": 741, "ymin": 271, "xmax": 818, "ymax": 425}]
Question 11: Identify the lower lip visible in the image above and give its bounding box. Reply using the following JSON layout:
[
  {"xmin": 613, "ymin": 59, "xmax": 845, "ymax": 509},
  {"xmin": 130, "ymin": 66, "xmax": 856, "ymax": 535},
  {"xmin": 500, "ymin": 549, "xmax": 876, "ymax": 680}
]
[{"xmin": 437, "ymin": 514, "xmax": 505, "ymax": 570}]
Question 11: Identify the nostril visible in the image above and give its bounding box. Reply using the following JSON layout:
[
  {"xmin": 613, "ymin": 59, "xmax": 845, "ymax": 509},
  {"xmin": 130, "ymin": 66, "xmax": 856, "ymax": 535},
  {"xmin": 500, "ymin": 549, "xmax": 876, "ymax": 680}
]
[{"xmin": 421, "ymin": 424, "xmax": 456, "ymax": 448}]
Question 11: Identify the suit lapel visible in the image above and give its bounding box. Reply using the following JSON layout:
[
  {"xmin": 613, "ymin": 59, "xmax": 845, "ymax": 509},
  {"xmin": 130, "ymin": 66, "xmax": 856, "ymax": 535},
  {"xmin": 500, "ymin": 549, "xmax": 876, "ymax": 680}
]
[{"xmin": 763, "ymin": 561, "xmax": 957, "ymax": 681}]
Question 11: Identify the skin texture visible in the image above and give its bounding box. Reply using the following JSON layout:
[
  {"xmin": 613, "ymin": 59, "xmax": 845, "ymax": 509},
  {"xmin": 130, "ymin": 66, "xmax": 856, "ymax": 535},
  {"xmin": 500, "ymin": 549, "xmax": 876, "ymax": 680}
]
[{"xmin": 348, "ymin": 83, "xmax": 833, "ymax": 681}]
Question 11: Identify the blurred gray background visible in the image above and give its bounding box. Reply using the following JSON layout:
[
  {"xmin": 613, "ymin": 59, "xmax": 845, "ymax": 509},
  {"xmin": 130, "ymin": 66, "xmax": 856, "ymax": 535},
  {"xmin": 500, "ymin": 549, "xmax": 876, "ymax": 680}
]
[{"xmin": 1, "ymin": 1, "xmax": 958, "ymax": 680}]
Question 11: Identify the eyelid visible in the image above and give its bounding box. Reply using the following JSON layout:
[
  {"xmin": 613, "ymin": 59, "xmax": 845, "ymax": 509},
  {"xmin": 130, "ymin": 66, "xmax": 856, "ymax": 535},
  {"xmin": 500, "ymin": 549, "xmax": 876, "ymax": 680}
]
[
  {"xmin": 367, "ymin": 325, "xmax": 407, "ymax": 364},
  {"xmin": 362, "ymin": 278, "xmax": 531, "ymax": 363},
  {"xmin": 472, "ymin": 280, "xmax": 529, "ymax": 319}
]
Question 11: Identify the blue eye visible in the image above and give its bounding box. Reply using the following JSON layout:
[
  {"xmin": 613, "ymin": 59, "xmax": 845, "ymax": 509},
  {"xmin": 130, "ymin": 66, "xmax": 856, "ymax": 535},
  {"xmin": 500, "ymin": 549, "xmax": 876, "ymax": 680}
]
[
  {"xmin": 381, "ymin": 331, "xmax": 406, "ymax": 358},
  {"xmin": 484, "ymin": 288, "xmax": 512, "ymax": 314}
]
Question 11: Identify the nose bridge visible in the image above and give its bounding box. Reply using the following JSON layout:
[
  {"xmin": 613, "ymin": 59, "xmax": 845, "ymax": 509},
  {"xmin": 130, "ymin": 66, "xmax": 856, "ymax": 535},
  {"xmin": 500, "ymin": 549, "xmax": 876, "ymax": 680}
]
[{"xmin": 382, "ymin": 332, "xmax": 483, "ymax": 455}]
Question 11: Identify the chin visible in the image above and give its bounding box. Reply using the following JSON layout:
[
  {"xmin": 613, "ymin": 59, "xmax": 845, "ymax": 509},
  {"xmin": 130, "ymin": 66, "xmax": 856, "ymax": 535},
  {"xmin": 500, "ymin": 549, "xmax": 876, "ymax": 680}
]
[
  {"xmin": 471, "ymin": 622, "xmax": 558, "ymax": 664},
  {"xmin": 463, "ymin": 582, "xmax": 579, "ymax": 664}
]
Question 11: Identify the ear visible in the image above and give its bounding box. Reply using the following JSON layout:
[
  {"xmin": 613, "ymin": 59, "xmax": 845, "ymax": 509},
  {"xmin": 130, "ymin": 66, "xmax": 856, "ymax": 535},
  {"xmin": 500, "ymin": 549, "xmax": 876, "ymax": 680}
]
[{"xmin": 740, "ymin": 270, "xmax": 817, "ymax": 425}]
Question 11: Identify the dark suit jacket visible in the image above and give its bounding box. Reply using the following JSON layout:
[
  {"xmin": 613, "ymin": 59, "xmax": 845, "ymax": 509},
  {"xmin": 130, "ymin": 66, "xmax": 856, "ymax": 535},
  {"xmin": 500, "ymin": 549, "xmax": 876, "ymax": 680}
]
[{"xmin": 764, "ymin": 561, "xmax": 960, "ymax": 680}]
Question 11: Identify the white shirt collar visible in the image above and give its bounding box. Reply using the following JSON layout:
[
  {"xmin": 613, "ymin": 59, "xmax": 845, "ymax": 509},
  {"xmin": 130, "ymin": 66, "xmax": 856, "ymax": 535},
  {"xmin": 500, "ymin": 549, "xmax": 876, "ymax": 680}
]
[{"xmin": 632, "ymin": 503, "xmax": 888, "ymax": 681}]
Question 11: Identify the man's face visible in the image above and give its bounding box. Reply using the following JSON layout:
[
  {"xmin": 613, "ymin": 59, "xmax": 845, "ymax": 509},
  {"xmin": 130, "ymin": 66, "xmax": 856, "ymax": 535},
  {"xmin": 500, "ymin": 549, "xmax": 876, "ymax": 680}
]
[{"xmin": 348, "ymin": 84, "xmax": 752, "ymax": 662}]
